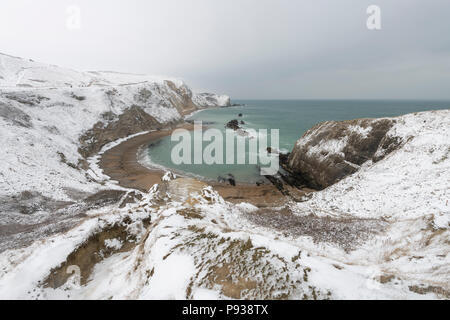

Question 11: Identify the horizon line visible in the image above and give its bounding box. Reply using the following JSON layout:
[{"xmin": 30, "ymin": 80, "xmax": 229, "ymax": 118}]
[{"xmin": 231, "ymin": 98, "xmax": 450, "ymax": 102}]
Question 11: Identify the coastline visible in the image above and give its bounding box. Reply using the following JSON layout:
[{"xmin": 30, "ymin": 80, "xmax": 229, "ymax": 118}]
[
  {"xmin": 98, "ymin": 122, "xmax": 292, "ymax": 207},
  {"xmin": 99, "ymin": 124, "xmax": 192, "ymax": 192}
]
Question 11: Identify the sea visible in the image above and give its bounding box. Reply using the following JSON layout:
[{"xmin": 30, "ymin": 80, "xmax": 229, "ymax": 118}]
[{"xmin": 144, "ymin": 100, "xmax": 450, "ymax": 183}]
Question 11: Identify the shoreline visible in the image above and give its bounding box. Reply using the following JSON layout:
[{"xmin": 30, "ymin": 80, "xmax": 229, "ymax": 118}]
[
  {"xmin": 99, "ymin": 124, "xmax": 190, "ymax": 192},
  {"xmin": 98, "ymin": 122, "xmax": 292, "ymax": 207}
]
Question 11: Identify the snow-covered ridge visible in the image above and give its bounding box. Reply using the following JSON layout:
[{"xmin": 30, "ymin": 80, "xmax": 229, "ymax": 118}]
[
  {"xmin": 292, "ymin": 110, "xmax": 450, "ymax": 222},
  {"xmin": 0, "ymin": 52, "xmax": 229, "ymax": 107},
  {"xmin": 0, "ymin": 53, "xmax": 169, "ymax": 88},
  {"xmin": 0, "ymin": 53, "xmax": 229, "ymax": 202}
]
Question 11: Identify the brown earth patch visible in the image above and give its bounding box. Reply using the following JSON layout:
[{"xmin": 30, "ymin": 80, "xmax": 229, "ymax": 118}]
[
  {"xmin": 79, "ymin": 105, "xmax": 163, "ymax": 159},
  {"xmin": 409, "ymin": 285, "xmax": 450, "ymax": 299},
  {"xmin": 244, "ymin": 206, "xmax": 387, "ymax": 251},
  {"xmin": 44, "ymin": 215, "xmax": 151, "ymax": 288}
]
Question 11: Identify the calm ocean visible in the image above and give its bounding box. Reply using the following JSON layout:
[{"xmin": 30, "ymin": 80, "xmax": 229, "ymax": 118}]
[{"xmin": 145, "ymin": 100, "xmax": 450, "ymax": 183}]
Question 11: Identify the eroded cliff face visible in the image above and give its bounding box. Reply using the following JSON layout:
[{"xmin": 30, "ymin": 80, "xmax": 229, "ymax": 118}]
[
  {"xmin": 165, "ymin": 80, "xmax": 199, "ymax": 116},
  {"xmin": 287, "ymin": 118, "xmax": 403, "ymax": 190},
  {"xmin": 78, "ymin": 106, "xmax": 163, "ymax": 159}
]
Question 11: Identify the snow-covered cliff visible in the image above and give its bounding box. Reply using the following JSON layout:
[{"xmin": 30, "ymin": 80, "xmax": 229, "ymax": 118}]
[
  {"xmin": 291, "ymin": 110, "xmax": 450, "ymax": 221},
  {"xmin": 192, "ymin": 92, "xmax": 230, "ymax": 108},
  {"xmin": 0, "ymin": 53, "xmax": 229, "ymax": 201}
]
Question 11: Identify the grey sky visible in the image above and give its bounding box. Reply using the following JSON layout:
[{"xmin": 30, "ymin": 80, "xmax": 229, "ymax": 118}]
[{"xmin": 1, "ymin": 0, "xmax": 449, "ymax": 99}]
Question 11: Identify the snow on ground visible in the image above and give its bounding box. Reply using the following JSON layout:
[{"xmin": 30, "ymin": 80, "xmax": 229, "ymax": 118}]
[
  {"xmin": 0, "ymin": 53, "xmax": 228, "ymax": 201},
  {"xmin": 0, "ymin": 53, "xmax": 448, "ymax": 300},
  {"xmin": 293, "ymin": 110, "xmax": 450, "ymax": 222},
  {"xmin": 0, "ymin": 52, "xmax": 181, "ymax": 89},
  {"xmin": 193, "ymin": 92, "xmax": 230, "ymax": 107},
  {"xmin": 0, "ymin": 178, "xmax": 445, "ymax": 299}
]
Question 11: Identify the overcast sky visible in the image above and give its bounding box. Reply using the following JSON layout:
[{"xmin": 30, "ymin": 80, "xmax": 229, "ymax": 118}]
[{"xmin": 1, "ymin": 0, "xmax": 449, "ymax": 99}]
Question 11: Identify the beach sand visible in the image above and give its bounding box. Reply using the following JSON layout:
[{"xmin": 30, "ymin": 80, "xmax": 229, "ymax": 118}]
[{"xmin": 99, "ymin": 124, "xmax": 291, "ymax": 207}]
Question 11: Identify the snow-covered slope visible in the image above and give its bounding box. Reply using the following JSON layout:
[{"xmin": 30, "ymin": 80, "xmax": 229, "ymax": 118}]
[
  {"xmin": 0, "ymin": 53, "xmax": 230, "ymax": 255},
  {"xmin": 0, "ymin": 53, "xmax": 448, "ymax": 300},
  {"xmin": 0, "ymin": 53, "xmax": 229, "ymax": 201},
  {"xmin": 0, "ymin": 53, "xmax": 92, "ymax": 88},
  {"xmin": 0, "ymin": 172, "xmax": 448, "ymax": 299},
  {"xmin": 1, "ymin": 109, "xmax": 448, "ymax": 300},
  {"xmin": 292, "ymin": 110, "xmax": 450, "ymax": 223},
  {"xmin": 0, "ymin": 53, "xmax": 189, "ymax": 90}
]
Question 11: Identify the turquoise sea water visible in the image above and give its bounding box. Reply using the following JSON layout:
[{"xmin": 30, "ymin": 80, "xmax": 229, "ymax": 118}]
[{"xmin": 146, "ymin": 100, "xmax": 449, "ymax": 183}]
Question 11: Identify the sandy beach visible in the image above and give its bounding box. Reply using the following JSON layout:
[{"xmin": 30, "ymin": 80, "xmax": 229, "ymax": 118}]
[{"xmin": 99, "ymin": 123, "xmax": 291, "ymax": 207}]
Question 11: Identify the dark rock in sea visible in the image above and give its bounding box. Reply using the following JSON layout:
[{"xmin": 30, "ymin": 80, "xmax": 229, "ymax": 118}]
[
  {"xmin": 148, "ymin": 140, "xmax": 162, "ymax": 148},
  {"xmin": 238, "ymin": 113, "xmax": 243, "ymax": 117},
  {"xmin": 287, "ymin": 118, "xmax": 403, "ymax": 190},
  {"xmin": 217, "ymin": 176, "xmax": 226, "ymax": 183},
  {"xmin": 227, "ymin": 174, "xmax": 236, "ymax": 186},
  {"xmin": 225, "ymin": 119, "xmax": 241, "ymax": 131},
  {"xmin": 267, "ymin": 147, "xmax": 285, "ymax": 155},
  {"xmin": 256, "ymin": 180, "xmax": 265, "ymax": 186},
  {"xmin": 217, "ymin": 174, "xmax": 236, "ymax": 186},
  {"xmin": 240, "ymin": 120, "xmax": 245, "ymax": 125}
]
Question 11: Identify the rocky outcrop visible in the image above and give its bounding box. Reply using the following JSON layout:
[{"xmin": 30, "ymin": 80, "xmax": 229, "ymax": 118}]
[
  {"xmin": 164, "ymin": 80, "xmax": 199, "ymax": 116},
  {"xmin": 225, "ymin": 119, "xmax": 241, "ymax": 130},
  {"xmin": 287, "ymin": 118, "xmax": 403, "ymax": 190},
  {"xmin": 218, "ymin": 174, "xmax": 236, "ymax": 186},
  {"xmin": 0, "ymin": 103, "xmax": 32, "ymax": 128},
  {"xmin": 225, "ymin": 119, "xmax": 251, "ymax": 137}
]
